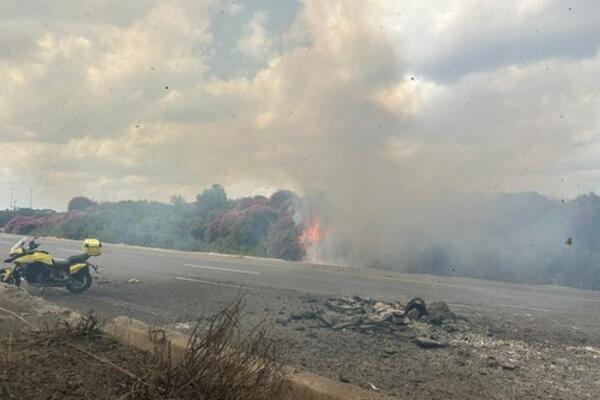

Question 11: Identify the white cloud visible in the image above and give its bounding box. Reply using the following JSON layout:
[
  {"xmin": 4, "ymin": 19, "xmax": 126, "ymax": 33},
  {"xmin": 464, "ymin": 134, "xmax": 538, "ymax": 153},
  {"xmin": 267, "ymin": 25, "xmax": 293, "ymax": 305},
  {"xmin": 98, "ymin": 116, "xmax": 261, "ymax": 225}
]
[{"xmin": 236, "ymin": 11, "xmax": 272, "ymax": 61}]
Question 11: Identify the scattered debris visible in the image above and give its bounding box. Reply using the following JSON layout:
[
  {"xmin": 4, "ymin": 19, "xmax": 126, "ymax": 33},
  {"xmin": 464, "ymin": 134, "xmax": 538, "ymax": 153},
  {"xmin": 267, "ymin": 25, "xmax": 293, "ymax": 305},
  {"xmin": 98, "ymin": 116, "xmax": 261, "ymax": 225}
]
[
  {"xmin": 319, "ymin": 311, "xmax": 340, "ymax": 326},
  {"xmin": 292, "ymin": 310, "xmax": 317, "ymax": 320},
  {"xmin": 383, "ymin": 346, "xmax": 398, "ymax": 356},
  {"xmin": 427, "ymin": 301, "xmax": 452, "ymax": 325},
  {"xmin": 485, "ymin": 355, "xmax": 520, "ymax": 370},
  {"xmin": 405, "ymin": 297, "xmax": 427, "ymax": 318},
  {"xmin": 485, "ymin": 356, "xmax": 500, "ymax": 368},
  {"xmin": 173, "ymin": 322, "xmax": 192, "ymax": 330},
  {"xmin": 414, "ymin": 336, "xmax": 448, "ymax": 349},
  {"xmin": 501, "ymin": 360, "xmax": 519, "ymax": 370},
  {"xmin": 406, "ymin": 308, "xmax": 421, "ymax": 321}
]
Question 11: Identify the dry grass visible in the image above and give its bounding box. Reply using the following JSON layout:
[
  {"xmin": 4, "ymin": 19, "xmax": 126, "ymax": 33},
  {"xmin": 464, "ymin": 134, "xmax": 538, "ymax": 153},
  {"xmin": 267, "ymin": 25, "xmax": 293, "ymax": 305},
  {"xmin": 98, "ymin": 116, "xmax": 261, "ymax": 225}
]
[{"xmin": 135, "ymin": 297, "xmax": 290, "ymax": 399}]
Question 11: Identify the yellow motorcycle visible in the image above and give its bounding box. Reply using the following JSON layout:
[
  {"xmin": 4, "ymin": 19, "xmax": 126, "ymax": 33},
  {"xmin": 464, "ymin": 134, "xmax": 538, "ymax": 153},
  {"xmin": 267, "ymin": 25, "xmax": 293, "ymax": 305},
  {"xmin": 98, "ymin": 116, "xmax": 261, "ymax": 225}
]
[{"xmin": 1, "ymin": 237, "xmax": 102, "ymax": 294}]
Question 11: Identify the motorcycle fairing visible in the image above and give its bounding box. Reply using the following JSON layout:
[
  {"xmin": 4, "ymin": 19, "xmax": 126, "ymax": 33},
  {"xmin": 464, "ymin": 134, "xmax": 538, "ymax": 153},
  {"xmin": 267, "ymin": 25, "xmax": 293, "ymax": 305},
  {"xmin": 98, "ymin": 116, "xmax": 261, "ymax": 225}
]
[
  {"xmin": 69, "ymin": 263, "xmax": 88, "ymax": 274},
  {"xmin": 14, "ymin": 251, "xmax": 53, "ymax": 265}
]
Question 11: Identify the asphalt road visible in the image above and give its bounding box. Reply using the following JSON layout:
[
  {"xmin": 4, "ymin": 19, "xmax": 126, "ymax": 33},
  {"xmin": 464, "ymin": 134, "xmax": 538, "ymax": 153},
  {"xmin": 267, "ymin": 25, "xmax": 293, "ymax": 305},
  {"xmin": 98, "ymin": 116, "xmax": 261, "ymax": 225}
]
[{"xmin": 1, "ymin": 233, "xmax": 600, "ymax": 340}]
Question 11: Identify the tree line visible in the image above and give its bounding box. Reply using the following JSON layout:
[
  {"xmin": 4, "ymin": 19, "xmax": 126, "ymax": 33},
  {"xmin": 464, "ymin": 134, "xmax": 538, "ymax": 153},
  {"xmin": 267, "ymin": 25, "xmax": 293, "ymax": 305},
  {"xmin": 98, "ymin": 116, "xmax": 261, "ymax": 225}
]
[
  {"xmin": 0, "ymin": 186, "xmax": 599, "ymax": 290},
  {"xmin": 1, "ymin": 184, "xmax": 304, "ymax": 261}
]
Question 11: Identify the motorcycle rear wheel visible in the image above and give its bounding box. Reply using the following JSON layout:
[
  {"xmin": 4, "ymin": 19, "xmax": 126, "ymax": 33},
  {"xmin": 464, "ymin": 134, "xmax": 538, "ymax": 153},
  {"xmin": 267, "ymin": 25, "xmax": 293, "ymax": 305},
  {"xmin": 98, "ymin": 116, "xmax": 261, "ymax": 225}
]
[{"xmin": 65, "ymin": 269, "xmax": 92, "ymax": 294}]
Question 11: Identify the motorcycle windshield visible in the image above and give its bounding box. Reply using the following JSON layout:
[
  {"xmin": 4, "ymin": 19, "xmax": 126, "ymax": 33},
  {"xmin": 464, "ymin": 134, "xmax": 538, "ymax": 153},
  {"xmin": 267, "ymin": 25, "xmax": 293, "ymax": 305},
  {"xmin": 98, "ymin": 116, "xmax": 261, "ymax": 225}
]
[{"xmin": 9, "ymin": 237, "xmax": 28, "ymax": 256}]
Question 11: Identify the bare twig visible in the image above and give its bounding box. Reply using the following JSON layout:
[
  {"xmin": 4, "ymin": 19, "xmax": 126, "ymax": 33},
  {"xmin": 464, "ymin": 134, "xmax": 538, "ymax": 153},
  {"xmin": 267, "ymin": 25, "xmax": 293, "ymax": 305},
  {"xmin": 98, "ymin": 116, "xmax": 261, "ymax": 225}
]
[{"xmin": 68, "ymin": 343, "xmax": 146, "ymax": 384}]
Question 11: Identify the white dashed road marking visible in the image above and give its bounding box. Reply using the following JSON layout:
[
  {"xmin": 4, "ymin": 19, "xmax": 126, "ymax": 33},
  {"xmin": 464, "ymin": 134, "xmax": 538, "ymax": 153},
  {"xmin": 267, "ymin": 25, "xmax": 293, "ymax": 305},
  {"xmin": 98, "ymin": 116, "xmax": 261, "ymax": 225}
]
[
  {"xmin": 183, "ymin": 264, "xmax": 260, "ymax": 275},
  {"xmin": 175, "ymin": 276, "xmax": 259, "ymax": 290}
]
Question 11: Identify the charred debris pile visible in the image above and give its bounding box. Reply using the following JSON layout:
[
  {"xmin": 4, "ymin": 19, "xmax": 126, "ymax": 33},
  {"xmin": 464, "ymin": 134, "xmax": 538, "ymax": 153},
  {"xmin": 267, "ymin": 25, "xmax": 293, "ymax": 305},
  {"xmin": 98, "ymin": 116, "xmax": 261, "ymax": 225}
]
[{"xmin": 277, "ymin": 296, "xmax": 460, "ymax": 348}]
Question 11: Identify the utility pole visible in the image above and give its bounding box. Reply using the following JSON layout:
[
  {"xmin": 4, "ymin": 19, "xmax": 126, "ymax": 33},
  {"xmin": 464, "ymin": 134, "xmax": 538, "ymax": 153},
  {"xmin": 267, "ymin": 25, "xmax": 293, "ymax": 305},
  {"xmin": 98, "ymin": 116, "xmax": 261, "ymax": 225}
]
[
  {"xmin": 29, "ymin": 189, "xmax": 33, "ymax": 209},
  {"xmin": 9, "ymin": 187, "xmax": 13, "ymax": 210}
]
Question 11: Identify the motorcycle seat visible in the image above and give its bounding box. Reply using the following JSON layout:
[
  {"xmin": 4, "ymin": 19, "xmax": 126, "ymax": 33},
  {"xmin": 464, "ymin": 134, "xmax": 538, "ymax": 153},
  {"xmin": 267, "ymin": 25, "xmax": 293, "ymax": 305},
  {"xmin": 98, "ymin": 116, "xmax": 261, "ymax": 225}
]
[{"xmin": 52, "ymin": 254, "xmax": 90, "ymax": 268}]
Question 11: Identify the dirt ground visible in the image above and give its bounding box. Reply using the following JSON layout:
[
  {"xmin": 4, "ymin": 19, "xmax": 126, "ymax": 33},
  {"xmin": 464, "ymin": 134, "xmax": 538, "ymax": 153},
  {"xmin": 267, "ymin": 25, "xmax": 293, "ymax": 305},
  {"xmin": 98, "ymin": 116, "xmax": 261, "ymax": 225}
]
[
  {"xmin": 0, "ymin": 313, "xmax": 289, "ymax": 400},
  {"xmin": 0, "ymin": 329, "xmax": 147, "ymax": 399}
]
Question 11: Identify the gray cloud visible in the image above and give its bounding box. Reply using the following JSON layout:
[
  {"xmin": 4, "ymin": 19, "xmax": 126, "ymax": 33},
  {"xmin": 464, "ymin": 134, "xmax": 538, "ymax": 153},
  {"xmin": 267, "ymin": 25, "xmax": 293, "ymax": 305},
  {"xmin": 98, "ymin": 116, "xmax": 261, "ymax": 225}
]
[{"xmin": 385, "ymin": 0, "xmax": 600, "ymax": 81}]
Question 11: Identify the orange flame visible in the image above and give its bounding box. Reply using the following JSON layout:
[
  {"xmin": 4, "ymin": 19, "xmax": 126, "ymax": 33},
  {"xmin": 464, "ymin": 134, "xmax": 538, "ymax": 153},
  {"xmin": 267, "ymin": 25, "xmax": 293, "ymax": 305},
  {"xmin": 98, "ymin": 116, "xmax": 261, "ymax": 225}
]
[{"xmin": 299, "ymin": 218, "xmax": 323, "ymax": 250}]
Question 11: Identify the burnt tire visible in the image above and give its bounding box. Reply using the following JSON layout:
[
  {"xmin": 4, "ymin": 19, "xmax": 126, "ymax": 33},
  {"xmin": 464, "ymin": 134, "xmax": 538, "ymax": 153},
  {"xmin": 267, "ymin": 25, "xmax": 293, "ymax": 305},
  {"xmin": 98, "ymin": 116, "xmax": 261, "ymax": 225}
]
[{"xmin": 65, "ymin": 269, "xmax": 92, "ymax": 294}]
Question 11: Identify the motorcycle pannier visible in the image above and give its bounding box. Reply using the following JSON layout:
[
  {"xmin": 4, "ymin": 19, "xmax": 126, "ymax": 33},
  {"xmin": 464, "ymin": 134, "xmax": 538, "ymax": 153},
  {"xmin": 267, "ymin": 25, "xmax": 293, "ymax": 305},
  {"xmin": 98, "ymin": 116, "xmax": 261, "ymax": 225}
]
[{"xmin": 82, "ymin": 238, "xmax": 102, "ymax": 256}]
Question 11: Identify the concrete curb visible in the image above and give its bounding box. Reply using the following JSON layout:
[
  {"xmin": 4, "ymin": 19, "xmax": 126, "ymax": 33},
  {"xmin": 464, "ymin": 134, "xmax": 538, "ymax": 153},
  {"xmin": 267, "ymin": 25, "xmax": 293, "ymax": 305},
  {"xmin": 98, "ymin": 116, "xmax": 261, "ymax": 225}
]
[{"xmin": 0, "ymin": 285, "xmax": 397, "ymax": 400}]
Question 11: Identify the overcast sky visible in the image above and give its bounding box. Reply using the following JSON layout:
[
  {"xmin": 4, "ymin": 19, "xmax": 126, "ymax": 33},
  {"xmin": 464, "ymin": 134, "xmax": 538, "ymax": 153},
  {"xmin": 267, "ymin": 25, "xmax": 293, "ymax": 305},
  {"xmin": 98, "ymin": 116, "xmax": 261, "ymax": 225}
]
[{"xmin": 0, "ymin": 0, "xmax": 599, "ymax": 210}]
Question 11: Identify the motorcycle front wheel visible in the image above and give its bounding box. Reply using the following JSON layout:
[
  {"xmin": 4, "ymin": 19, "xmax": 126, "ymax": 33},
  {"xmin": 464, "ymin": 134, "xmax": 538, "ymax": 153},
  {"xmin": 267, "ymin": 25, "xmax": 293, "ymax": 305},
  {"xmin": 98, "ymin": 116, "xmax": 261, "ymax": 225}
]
[{"xmin": 65, "ymin": 269, "xmax": 92, "ymax": 294}]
